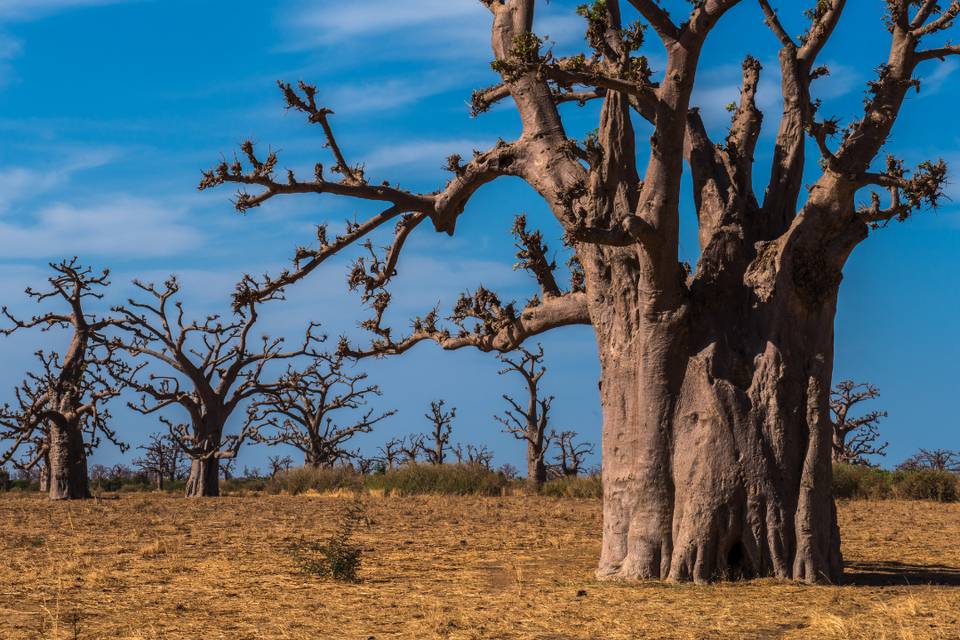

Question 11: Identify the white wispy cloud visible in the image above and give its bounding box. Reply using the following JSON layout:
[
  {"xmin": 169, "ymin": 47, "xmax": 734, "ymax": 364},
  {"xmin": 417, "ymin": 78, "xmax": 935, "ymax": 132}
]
[
  {"xmin": 920, "ymin": 58, "xmax": 959, "ymax": 98},
  {"xmin": 0, "ymin": 148, "xmax": 119, "ymax": 213},
  {"xmin": 0, "ymin": 195, "xmax": 203, "ymax": 259},
  {"xmin": 322, "ymin": 74, "xmax": 475, "ymax": 114},
  {"xmin": 363, "ymin": 138, "xmax": 494, "ymax": 175},
  {"xmin": 280, "ymin": 0, "xmax": 584, "ymax": 62},
  {"xmin": 0, "ymin": 0, "xmax": 134, "ymax": 21}
]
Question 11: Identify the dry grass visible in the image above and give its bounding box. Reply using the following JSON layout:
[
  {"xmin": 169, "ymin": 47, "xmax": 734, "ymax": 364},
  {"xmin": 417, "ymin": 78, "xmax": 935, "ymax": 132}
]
[{"xmin": 0, "ymin": 495, "xmax": 958, "ymax": 639}]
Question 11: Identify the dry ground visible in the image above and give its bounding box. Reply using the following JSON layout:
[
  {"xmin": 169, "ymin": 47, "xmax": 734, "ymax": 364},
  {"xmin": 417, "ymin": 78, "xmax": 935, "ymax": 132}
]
[{"xmin": 0, "ymin": 494, "xmax": 958, "ymax": 639}]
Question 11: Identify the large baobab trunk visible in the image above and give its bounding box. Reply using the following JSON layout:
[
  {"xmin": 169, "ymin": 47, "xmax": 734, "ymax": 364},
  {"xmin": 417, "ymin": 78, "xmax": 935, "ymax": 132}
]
[
  {"xmin": 185, "ymin": 456, "xmax": 220, "ymax": 497},
  {"xmin": 47, "ymin": 419, "xmax": 90, "ymax": 500},
  {"xmin": 594, "ymin": 191, "xmax": 861, "ymax": 583}
]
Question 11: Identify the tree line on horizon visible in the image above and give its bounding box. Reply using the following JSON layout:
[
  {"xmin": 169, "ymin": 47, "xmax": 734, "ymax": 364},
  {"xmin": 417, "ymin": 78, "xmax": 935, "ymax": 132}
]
[
  {"xmin": 0, "ymin": 259, "xmax": 597, "ymax": 498},
  {"xmin": 0, "ymin": 259, "xmax": 952, "ymax": 499}
]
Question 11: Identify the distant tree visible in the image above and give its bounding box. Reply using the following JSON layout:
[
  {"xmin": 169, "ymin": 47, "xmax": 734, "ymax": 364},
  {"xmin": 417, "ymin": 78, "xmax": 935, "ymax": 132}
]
[
  {"xmin": 398, "ymin": 435, "xmax": 424, "ymax": 464},
  {"xmin": 549, "ymin": 430, "xmax": 594, "ymax": 477},
  {"xmin": 454, "ymin": 443, "xmax": 495, "ymax": 469},
  {"xmin": 829, "ymin": 380, "xmax": 888, "ymax": 464},
  {"xmin": 220, "ymin": 457, "xmax": 236, "ymax": 481},
  {"xmin": 419, "ymin": 400, "xmax": 455, "ymax": 465},
  {"xmin": 494, "ymin": 345, "xmax": 553, "ymax": 490},
  {"xmin": 248, "ymin": 353, "xmax": 395, "ymax": 467},
  {"xmin": 499, "ymin": 463, "xmax": 520, "ymax": 481},
  {"xmin": 377, "ymin": 437, "xmax": 406, "ymax": 470},
  {"xmin": 109, "ymin": 276, "xmax": 321, "ymax": 497},
  {"xmin": 898, "ymin": 449, "xmax": 960, "ymax": 473},
  {"xmin": 242, "ymin": 465, "xmax": 262, "ymax": 479},
  {"xmin": 0, "ymin": 260, "xmax": 128, "ymax": 500},
  {"xmin": 267, "ymin": 455, "xmax": 294, "ymax": 477},
  {"xmin": 354, "ymin": 456, "xmax": 377, "ymax": 475},
  {"xmin": 0, "ymin": 465, "xmax": 10, "ymax": 491},
  {"xmin": 133, "ymin": 432, "xmax": 185, "ymax": 490}
]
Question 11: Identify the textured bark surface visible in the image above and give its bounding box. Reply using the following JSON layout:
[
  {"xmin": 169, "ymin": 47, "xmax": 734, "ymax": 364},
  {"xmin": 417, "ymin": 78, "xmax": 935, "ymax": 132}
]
[
  {"xmin": 47, "ymin": 419, "xmax": 90, "ymax": 500},
  {"xmin": 185, "ymin": 456, "xmax": 221, "ymax": 498},
  {"xmin": 203, "ymin": 0, "xmax": 957, "ymax": 582}
]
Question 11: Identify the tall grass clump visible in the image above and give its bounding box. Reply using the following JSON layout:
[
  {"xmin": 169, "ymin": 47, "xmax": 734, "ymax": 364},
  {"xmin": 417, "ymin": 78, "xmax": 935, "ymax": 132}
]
[
  {"xmin": 833, "ymin": 463, "xmax": 959, "ymax": 502},
  {"xmin": 540, "ymin": 475, "xmax": 602, "ymax": 498},
  {"xmin": 892, "ymin": 469, "xmax": 958, "ymax": 502},
  {"xmin": 832, "ymin": 464, "xmax": 893, "ymax": 499},
  {"xmin": 365, "ymin": 463, "xmax": 508, "ymax": 496},
  {"xmin": 266, "ymin": 465, "xmax": 364, "ymax": 495}
]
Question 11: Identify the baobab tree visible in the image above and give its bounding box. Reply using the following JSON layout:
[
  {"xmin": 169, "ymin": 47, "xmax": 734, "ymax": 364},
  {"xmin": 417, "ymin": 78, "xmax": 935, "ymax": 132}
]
[
  {"xmin": 267, "ymin": 454, "xmax": 294, "ymax": 477},
  {"xmin": 109, "ymin": 276, "xmax": 321, "ymax": 497},
  {"xmin": 418, "ymin": 400, "xmax": 455, "ymax": 465},
  {"xmin": 248, "ymin": 353, "xmax": 395, "ymax": 467},
  {"xmin": 0, "ymin": 260, "xmax": 126, "ymax": 500},
  {"xmin": 898, "ymin": 449, "xmax": 960, "ymax": 472},
  {"xmin": 133, "ymin": 432, "xmax": 186, "ymax": 490},
  {"xmin": 454, "ymin": 442, "xmax": 496, "ymax": 468},
  {"xmin": 549, "ymin": 430, "xmax": 595, "ymax": 477},
  {"xmin": 202, "ymin": 1, "xmax": 959, "ymax": 582},
  {"xmin": 377, "ymin": 437, "xmax": 406, "ymax": 470},
  {"xmin": 830, "ymin": 380, "xmax": 888, "ymax": 464},
  {"xmin": 494, "ymin": 345, "xmax": 553, "ymax": 490}
]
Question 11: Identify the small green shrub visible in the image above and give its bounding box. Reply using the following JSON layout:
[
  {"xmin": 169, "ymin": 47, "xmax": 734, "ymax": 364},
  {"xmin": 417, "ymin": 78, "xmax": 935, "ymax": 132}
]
[
  {"xmin": 832, "ymin": 464, "xmax": 893, "ymax": 499},
  {"xmin": 540, "ymin": 475, "xmax": 602, "ymax": 498},
  {"xmin": 892, "ymin": 469, "xmax": 959, "ymax": 502},
  {"xmin": 266, "ymin": 465, "xmax": 363, "ymax": 496},
  {"xmin": 364, "ymin": 463, "xmax": 508, "ymax": 496},
  {"xmin": 290, "ymin": 495, "xmax": 365, "ymax": 582}
]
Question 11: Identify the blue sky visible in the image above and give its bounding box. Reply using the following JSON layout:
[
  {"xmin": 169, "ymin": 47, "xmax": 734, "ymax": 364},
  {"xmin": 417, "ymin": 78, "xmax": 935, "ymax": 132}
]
[{"xmin": 0, "ymin": 0, "xmax": 957, "ymax": 473}]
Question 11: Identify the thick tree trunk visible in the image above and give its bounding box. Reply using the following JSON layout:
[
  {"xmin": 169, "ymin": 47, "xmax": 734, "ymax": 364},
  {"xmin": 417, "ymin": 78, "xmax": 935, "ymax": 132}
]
[
  {"xmin": 595, "ymin": 316, "xmax": 843, "ymax": 582},
  {"xmin": 526, "ymin": 440, "xmax": 546, "ymax": 491},
  {"xmin": 185, "ymin": 457, "xmax": 220, "ymax": 497},
  {"xmin": 591, "ymin": 198, "xmax": 859, "ymax": 583},
  {"xmin": 47, "ymin": 420, "xmax": 90, "ymax": 500}
]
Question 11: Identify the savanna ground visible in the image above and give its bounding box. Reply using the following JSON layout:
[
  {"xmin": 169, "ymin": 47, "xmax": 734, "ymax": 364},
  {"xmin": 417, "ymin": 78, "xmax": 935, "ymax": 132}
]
[{"xmin": 0, "ymin": 494, "xmax": 958, "ymax": 640}]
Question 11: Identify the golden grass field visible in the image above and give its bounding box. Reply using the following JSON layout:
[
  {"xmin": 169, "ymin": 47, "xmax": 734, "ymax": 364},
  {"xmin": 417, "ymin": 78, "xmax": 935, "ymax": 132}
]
[{"xmin": 1, "ymin": 494, "xmax": 958, "ymax": 639}]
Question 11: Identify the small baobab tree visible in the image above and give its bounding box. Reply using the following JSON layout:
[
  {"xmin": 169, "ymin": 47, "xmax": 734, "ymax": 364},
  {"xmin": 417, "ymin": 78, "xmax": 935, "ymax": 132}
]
[
  {"xmin": 377, "ymin": 437, "xmax": 406, "ymax": 470},
  {"xmin": 830, "ymin": 380, "xmax": 888, "ymax": 465},
  {"xmin": 0, "ymin": 260, "xmax": 127, "ymax": 500},
  {"xmin": 549, "ymin": 430, "xmax": 594, "ymax": 477},
  {"xmin": 133, "ymin": 432, "xmax": 186, "ymax": 490},
  {"xmin": 898, "ymin": 449, "xmax": 960, "ymax": 472},
  {"xmin": 419, "ymin": 400, "xmax": 455, "ymax": 465},
  {"xmin": 248, "ymin": 353, "xmax": 395, "ymax": 467},
  {"xmin": 495, "ymin": 344, "xmax": 553, "ymax": 490},
  {"xmin": 109, "ymin": 276, "xmax": 321, "ymax": 497},
  {"xmin": 454, "ymin": 442, "xmax": 495, "ymax": 468},
  {"xmin": 203, "ymin": 0, "xmax": 960, "ymax": 582},
  {"xmin": 267, "ymin": 454, "xmax": 294, "ymax": 477}
]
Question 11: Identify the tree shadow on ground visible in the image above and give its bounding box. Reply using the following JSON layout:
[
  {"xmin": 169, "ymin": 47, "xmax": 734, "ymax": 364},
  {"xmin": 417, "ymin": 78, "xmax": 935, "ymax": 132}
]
[{"xmin": 843, "ymin": 561, "xmax": 960, "ymax": 586}]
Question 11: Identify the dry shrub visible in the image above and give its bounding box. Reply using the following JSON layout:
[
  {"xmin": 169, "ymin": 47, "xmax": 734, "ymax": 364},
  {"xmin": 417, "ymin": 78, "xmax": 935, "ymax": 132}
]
[
  {"xmin": 290, "ymin": 495, "xmax": 365, "ymax": 582},
  {"xmin": 540, "ymin": 475, "xmax": 602, "ymax": 498},
  {"xmin": 832, "ymin": 464, "xmax": 894, "ymax": 499},
  {"xmin": 267, "ymin": 465, "xmax": 363, "ymax": 495},
  {"xmin": 364, "ymin": 463, "xmax": 508, "ymax": 496},
  {"xmin": 892, "ymin": 469, "xmax": 958, "ymax": 502},
  {"xmin": 833, "ymin": 464, "xmax": 959, "ymax": 502}
]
